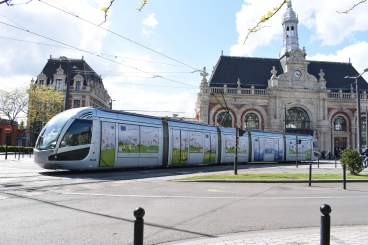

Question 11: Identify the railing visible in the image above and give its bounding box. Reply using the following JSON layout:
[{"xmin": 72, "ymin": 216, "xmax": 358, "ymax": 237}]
[
  {"xmin": 209, "ymin": 87, "xmax": 368, "ymax": 100},
  {"xmin": 209, "ymin": 87, "xmax": 269, "ymax": 96},
  {"xmin": 328, "ymin": 92, "xmax": 368, "ymax": 100}
]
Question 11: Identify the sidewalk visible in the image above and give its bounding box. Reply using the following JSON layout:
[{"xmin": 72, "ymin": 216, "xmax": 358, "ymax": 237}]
[{"xmin": 165, "ymin": 225, "xmax": 368, "ymax": 245}]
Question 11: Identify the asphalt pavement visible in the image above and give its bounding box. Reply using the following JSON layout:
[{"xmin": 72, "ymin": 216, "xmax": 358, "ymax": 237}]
[{"xmin": 1, "ymin": 155, "xmax": 368, "ymax": 244}]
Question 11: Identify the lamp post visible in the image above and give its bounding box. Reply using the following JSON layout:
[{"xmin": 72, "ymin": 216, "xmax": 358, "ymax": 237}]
[
  {"xmin": 280, "ymin": 102, "xmax": 292, "ymax": 133},
  {"xmin": 345, "ymin": 68, "xmax": 368, "ymax": 153},
  {"xmin": 110, "ymin": 99, "xmax": 115, "ymax": 109},
  {"xmin": 60, "ymin": 56, "xmax": 71, "ymax": 111}
]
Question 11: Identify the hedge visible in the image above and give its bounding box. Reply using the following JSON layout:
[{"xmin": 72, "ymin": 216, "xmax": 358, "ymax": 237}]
[{"xmin": 0, "ymin": 146, "xmax": 34, "ymax": 153}]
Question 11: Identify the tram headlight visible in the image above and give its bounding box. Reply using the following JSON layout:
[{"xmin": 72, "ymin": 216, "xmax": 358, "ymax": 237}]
[{"xmin": 48, "ymin": 154, "xmax": 57, "ymax": 161}]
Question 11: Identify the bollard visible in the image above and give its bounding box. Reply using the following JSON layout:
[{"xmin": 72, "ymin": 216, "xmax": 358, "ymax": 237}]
[
  {"xmin": 334, "ymin": 157, "xmax": 337, "ymax": 168},
  {"xmin": 317, "ymin": 157, "xmax": 319, "ymax": 168},
  {"xmin": 133, "ymin": 207, "xmax": 145, "ymax": 245},
  {"xmin": 343, "ymin": 164, "xmax": 346, "ymax": 190},
  {"xmin": 320, "ymin": 204, "xmax": 332, "ymax": 245},
  {"xmin": 22, "ymin": 148, "xmax": 24, "ymax": 158},
  {"xmin": 309, "ymin": 163, "xmax": 312, "ymax": 187},
  {"xmin": 234, "ymin": 156, "xmax": 238, "ymax": 175},
  {"xmin": 18, "ymin": 148, "xmax": 20, "ymax": 160},
  {"xmin": 15, "ymin": 149, "xmax": 17, "ymax": 159}
]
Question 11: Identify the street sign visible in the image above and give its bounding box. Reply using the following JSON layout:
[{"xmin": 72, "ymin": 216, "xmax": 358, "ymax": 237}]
[{"xmin": 4, "ymin": 125, "xmax": 12, "ymax": 133}]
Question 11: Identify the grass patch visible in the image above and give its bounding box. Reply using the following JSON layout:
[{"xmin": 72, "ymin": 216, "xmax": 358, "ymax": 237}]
[{"xmin": 179, "ymin": 173, "xmax": 368, "ymax": 181}]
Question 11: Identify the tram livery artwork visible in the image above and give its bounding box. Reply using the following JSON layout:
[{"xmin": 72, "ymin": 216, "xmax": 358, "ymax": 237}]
[{"xmin": 34, "ymin": 108, "xmax": 320, "ymax": 170}]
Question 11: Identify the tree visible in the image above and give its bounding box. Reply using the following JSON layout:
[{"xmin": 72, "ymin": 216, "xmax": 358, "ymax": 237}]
[
  {"xmin": 0, "ymin": 88, "xmax": 28, "ymax": 127},
  {"xmin": 340, "ymin": 146, "xmax": 364, "ymax": 175},
  {"xmin": 243, "ymin": 0, "xmax": 367, "ymax": 43},
  {"xmin": 26, "ymin": 83, "xmax": 65, "ymax": 139},
  {"xmin": 19, "ymin": 120, "xmax": 25, "ymax": 130}
]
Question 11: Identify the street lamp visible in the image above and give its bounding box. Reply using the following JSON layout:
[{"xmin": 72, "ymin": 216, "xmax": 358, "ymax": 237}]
[
  {"xmin": 280, "ymin": 102, "xmax": 292, "ymax": 133},
  {"xmin": 110, "ymin": 99, "xmax": 116, "ymax": 109},
  {"xmin": 344, "ymin": 68, "xmax": 368, "ymax": 153}
]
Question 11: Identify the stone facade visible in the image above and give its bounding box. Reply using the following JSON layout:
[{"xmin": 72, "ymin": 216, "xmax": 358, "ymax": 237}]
[{"xmin": 195, "ymin": 0, "xmax": 368, "ymax": 155}]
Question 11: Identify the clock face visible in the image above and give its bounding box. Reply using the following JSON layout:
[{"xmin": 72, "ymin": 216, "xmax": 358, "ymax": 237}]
[{"xmin": 294, "ymin": 70, "xmax": 301, "ymax": 78}]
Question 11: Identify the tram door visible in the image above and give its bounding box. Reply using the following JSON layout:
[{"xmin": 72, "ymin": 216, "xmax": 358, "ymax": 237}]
[
  {"xmin": 334, "ymin": 137, "xmax": 347, "ymax": 158},
  {"xmin": 99, "ymin": 121, "xmax": 116, "ymax": 167}
]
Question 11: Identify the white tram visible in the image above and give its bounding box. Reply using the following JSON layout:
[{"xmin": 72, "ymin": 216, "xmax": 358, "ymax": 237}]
[{"xmin": 33, "ymin": 107, "xmax": 320, "ymax": 170}]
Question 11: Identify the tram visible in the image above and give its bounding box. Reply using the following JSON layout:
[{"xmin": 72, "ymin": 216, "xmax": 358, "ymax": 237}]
[{"xmin": 33, "ymin": 107, "xmax": 320, "ymax": 170}]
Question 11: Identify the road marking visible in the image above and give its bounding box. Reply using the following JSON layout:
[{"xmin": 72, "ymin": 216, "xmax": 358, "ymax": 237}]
[{"xmin": 63, "ymin": 193, "xmax": 368, "ymax": 199}]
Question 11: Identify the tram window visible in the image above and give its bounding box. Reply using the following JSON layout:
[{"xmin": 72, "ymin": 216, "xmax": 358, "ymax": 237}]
[{"xmin": 60, "ymin": 119, "xmax": 92, "ymax": 148}]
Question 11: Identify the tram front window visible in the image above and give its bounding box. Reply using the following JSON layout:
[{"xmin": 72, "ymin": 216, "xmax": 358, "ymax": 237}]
[
  {"xmin": 35, "ymin": 110, "xmax": 77, "ymax": 150},
  {"xmin": 60, "ymin": 119, "xmax": 92, "ymax": 147}
]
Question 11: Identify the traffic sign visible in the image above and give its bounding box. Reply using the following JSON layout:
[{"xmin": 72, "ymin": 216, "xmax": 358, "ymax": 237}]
[{"xmin": 4, "ymin": 125, "xmax": 12, "ymax": 133}]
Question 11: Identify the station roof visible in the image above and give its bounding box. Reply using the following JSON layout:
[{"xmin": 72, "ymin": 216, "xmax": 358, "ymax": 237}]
[{"xmin": 208, "ymin": 56, "xmax": 368, "ymax": 92}]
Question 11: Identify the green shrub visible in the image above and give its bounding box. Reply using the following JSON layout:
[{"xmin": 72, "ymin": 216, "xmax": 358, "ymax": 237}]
[
  {"xmin": 340, "ymin": 147, "xmax": 364, "ymax": 175},
  {"xmin": 0, "ymin": 146, "xmax": 33, "ymax": 153}
]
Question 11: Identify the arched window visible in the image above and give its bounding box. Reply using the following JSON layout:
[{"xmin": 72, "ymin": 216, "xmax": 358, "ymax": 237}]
[
  {"xmin": 244, "ymin": 113, "xmax": 259, "ymax": 129},
  {"xmin": 361, "ymin": 116, "xmax": 366, "ymax": 132},
  {"xmin": 291, "ymin": 26, "xmax": 295, "ymax": 36},
  {"xmin": 286, "ymin": 107, "xmax": 310, "ymax": 129},
  {"xmin": 334, "ymin": 116, "xmax": 346, "ymax": 131},
  {"xmin": 286, "ymin": 26, "xmax": 290, "ymax": 36},
  {"xmin": 217, "ymin": 112, "xmax": 232, "ymax": 128}
]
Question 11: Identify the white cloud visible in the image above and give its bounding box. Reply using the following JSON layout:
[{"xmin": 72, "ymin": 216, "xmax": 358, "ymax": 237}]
[
  {"xmin": 142, "ymin": 28, "xmax": 153, "ymax": 37},
  {"xmin": 0, "ymin": 0, "xmax": 110, "ymax": 90},
  {"xmin": 231, "ymin": 0, "xmax": 368, "ymax": 56},
  {"xmin": 307, "ymin": 41, "xmax": 368, "ymax": 81},
  {"xmin": 142, "ymin": 13, "xmax": 158, "ymax": 28}
]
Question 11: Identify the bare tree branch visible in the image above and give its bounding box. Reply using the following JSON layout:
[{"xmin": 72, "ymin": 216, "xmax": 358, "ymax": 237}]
[
  {"xmin": 243, "ymin": 0, "xmax": 287, "ymax": 44},
  {"xmin": 336, "ymin": 0, "xmax": 366, "ymax": 14},
  {"xmin": 136, "ymin": 0, "xmax": 148, "ymax": 12},
  {"xmin": 99, "ymin": 0, "xmax": 115, "ymax": 26}
]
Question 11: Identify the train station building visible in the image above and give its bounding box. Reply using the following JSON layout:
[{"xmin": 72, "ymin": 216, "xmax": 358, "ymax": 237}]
[{"xmin": 195, "ymin": 0, "xmax": 368, "ymax": 154}]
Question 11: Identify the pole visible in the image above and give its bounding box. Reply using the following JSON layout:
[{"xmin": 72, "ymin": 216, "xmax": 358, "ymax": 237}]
[
  {"xmin": 318, "ymin": 156, "xmax": 319, "ymax": 168},
  {"xmin": 284, "ymin": 106, "xmax": 287, "ymax": 133},
  {"xmin": 343, "ymin": 163, "xmax": 346, "ymax": 190},
  {"xmin": 366, "ymin": 107, "xmax": 368, "ymax": 147},
  {"xmin": 64, "ymin": 60, "xmax": 71, "ymax": 111},
  {"xmin": 309, "ymin": 163, "xmax": 312, "ymax": 186},
  {"xmin": 296, "ymin": 136, "xmax": 298, "ymax": 168},
  {"xmin": 356, "ymin": 78, "xmax": 362, "ymax": 153},
  {"xmin": 320, "ymin": 204, "xmax": 332, "ymax": 245},
  {"xmin": 234, "ymin": 128, "xmax": 238, "ymax": 175}
]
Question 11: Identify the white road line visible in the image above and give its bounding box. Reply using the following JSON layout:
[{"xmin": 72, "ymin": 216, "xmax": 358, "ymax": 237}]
[{"xmin": 63, "ymin": 192, "xmax": 368, "ymax": 199}]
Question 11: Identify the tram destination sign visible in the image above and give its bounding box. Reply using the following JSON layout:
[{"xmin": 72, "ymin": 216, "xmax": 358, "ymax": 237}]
[{"xmin": 4, "ymin": 125, "xmax": 12, "ymax": 133}]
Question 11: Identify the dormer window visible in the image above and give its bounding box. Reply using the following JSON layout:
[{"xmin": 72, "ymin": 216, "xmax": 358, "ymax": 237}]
[
  {"xmin": 55, "ymin": 79, "xmax": 62, "ymax": 89},
  {"xmin": 76, "ymin": 81, "xmax": 81, "ymax": 91},
  {"xmin": 39, "ymin": 80, "xmax": 44, "ymax": 86}
]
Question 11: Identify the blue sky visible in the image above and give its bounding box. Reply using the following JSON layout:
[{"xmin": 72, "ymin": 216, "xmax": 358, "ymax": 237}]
[{"xmin": 1, "ymin": 0, "xmax": 368, "ymax": 118}]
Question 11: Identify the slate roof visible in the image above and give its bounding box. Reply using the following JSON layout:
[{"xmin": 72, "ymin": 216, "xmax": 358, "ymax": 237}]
[
  {"xmin": 208, "ymin": 56, "xmax": 368, "ymax": 92},
  {"xmin": 35, "ymin": 58, "xmax": 104, "ymax": 88}
]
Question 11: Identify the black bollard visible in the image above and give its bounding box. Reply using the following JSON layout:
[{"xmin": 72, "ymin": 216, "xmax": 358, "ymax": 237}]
[
  {"xmin": 22, "ymin": 148, "xmax": 24, "ymax": 158},
  {"xmin": 317, "ymin": 157, "xmax": 320, "ymax": 168},
  {"xmin": 234, "ymin": 156, "xmax": 238, "ymax": 175},
  {"xmin": 320, "ymin": 204, "xmax": 332, "ymax": 245},
  {"xmin": 133, "ymin": 207, "xmax": 145, "ymax": 245},
  {"xmin": 343, "ymin": 164, "xmax": 346, "ymax": 190},
  {"xmin": 309, "ymin": 163, "xmax": 312, "ymax": 187},
  {"xmin": 18, "ymin": 148, "xmax": 20, "ymax": 160},
  {"xmin": 15, "ymin": 149, "xmax": 17, "ymax": 159},
  {"xmin": 334, "ymin": 157, "xmax": 337, "ymax": 168}
]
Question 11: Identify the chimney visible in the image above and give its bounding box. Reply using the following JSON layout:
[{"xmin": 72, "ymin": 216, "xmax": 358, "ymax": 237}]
[{"xmin": 221, "ymin": 50, "xmax": 223, "ymax": 56}]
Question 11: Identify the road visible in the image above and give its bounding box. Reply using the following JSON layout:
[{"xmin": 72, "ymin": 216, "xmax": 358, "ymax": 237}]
[{"xmin": 1, "ymin": 156, "xmax": 368, "ymax": 245}]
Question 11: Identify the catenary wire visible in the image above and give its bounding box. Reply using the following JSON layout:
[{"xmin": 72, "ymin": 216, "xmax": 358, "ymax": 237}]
[
  {"xmin": 38, "ymin": 0, "xmax": 200, "ymax": 71},
  {"xmin": 0, "ymin": 36, "xmax": 190, "ymax": 68},
  {"xmin": 0, "ymin": 21, "xmax": 198, "ymax": 88}
]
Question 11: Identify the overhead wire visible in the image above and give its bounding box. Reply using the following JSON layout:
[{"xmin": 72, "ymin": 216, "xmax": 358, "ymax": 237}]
[
  {"xmin": 0, "ymin": 21, "xmax": 198, "ymax": 88},
  {"xmin": 38, "ymin": 0, "xmax": 200, "ymax": 71},
  {"xmin": 0, "ymin": 36, "xmax": 191, "ymax": 68}
]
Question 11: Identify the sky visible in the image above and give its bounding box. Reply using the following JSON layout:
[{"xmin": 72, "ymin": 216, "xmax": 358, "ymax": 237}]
[{"xmin": 1, "ymin": 0, "xmax": 368, "ymax": 120}]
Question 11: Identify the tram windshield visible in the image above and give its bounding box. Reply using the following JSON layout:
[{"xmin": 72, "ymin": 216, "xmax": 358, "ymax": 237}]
[{"xmin": 35, "ymin": 110, "xmax": 78, "ymax": 150}]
